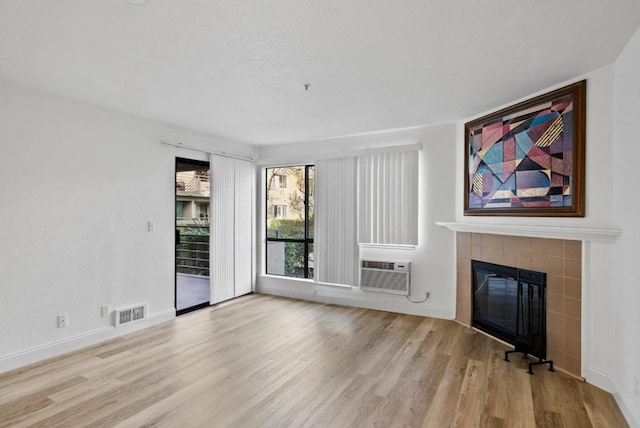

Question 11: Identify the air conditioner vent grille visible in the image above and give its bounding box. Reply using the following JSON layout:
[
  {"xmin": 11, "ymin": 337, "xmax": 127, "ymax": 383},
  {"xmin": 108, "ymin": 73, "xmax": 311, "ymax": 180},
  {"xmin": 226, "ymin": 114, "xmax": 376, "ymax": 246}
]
[
  {"xmin": 115, "ymin": 304, "xmax": 147, "ymax": 327},
  {"xmin": 360, "ymin": 260, "xmax": 410, "ymax": 295},
  {"xmin": 361, "ymin": 260, "xmax": 396, "ymax": 270}
]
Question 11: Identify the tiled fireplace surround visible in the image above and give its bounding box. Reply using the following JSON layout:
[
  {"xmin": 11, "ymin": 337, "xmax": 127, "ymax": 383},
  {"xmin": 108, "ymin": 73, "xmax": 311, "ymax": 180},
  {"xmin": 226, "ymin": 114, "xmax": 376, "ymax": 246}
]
[{"xmin": 455, "ymin": 232, "xmax": 583, "ymax": 377}]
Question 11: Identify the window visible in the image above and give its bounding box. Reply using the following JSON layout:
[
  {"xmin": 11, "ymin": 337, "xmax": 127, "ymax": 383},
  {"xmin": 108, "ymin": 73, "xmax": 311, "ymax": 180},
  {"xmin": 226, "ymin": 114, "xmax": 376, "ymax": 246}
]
[
  {"xmin": 274, "ymin": 205, "xmax": 287, "ymax": 219},
  {"xmin": 266, "ymin": 166, "xmax": 314, "ymax": 278},
  {"xmin": 273, "ymin": 174, "xmax": 287, "ymax": 188},
  {"xmin": 196, "ymin": 202, "xmax": 209, "ymax": 220}
]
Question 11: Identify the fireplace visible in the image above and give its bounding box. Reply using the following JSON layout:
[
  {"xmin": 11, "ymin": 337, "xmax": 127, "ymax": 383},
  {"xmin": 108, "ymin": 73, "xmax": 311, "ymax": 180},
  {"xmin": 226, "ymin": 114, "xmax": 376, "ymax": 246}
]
[
  {"xmin": 472, "ymin": 261, "xmax": 552, "ymax": 372},
  {"xmin": 455, "ymin": 232, "xmax": 582, "ymax": 377}
]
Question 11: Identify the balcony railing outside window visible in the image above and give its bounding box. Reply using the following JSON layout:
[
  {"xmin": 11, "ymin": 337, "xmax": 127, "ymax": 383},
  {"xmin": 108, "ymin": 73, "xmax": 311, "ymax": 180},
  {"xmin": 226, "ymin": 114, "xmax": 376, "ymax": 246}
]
[{"xmin": 176, "ymin": 225, "xmax": 209, "ymax": 277}]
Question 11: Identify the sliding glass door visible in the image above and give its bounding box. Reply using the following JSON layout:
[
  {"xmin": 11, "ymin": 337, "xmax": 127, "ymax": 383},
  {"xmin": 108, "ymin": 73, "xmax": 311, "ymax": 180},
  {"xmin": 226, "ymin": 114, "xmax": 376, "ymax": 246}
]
[{"xmin": 175, "ymin": 158, "xmax": 210, "ymax": 315}]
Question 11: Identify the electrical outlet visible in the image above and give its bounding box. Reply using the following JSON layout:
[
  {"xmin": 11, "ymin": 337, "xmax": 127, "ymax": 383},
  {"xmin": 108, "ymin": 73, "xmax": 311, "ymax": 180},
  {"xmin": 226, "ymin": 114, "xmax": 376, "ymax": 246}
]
[
  {"xmin": 634, "ymin": 376, "xmax": 640, "ymax": 397},
  {"xmin": 57, "ymin": 313, "xmax": 68, "ymax": 328},
  {"xmin": 101, "ymin": 305, "xmax": 110, "ymax": 318}
]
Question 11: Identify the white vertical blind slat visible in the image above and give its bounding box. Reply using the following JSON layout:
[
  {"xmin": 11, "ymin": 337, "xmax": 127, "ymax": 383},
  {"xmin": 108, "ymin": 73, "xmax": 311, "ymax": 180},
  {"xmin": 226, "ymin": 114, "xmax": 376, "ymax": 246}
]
[
  {"xmin": 234, "ymin": 160, "xmax": 253, "ymax": 296},
  {"xmin": 315, "ymin": 157, "xmax": 358, "ymax": 286},
  {"xmin": 210, "ymin": 155, "xmax": 254, "ymax": 304},
  {"xmin": 358, "ymin": 150, "xmax": 419, "ymax": 245}
]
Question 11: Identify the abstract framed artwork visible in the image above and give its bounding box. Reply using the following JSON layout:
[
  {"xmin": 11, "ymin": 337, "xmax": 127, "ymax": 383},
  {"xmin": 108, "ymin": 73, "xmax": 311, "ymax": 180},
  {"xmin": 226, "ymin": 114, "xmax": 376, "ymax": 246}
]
[{"xmin": 464, "ymin": 80, "xmax": 586, "ymax": 217}]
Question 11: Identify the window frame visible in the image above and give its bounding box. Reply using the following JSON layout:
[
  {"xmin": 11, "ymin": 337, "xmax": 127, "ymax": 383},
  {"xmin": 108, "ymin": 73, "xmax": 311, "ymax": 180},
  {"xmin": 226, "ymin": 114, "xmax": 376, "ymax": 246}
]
[{"xmin": 265, "ymin": 165, "xmax": 314, "ymax": 279}]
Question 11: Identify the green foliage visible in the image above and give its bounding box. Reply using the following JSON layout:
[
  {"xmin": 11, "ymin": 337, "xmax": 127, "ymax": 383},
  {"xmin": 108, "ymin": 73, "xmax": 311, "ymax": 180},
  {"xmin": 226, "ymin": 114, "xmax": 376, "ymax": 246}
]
[
  {"xmin": 268, "ymin": 218, "xmax": 314, "ymax": 278},
  {"xmin": 267, "ymin": 219, "xmax": 305, "ymax": 239},
  {"xmin": 284, "ymin": 242, "xmax": 305, "ymax": 277}
]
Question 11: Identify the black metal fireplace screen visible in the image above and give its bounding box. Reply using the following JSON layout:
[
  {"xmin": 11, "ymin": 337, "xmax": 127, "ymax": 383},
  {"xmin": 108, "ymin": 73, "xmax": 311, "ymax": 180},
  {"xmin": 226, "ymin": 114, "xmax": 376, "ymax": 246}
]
[{"xmin": 472, "ymin": 260, "xmax": 553, "ymax": 374}]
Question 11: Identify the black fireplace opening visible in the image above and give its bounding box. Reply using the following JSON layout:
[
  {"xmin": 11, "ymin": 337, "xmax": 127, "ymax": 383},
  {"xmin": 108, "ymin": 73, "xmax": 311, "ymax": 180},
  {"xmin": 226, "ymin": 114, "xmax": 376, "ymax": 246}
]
[{"xmin": 472, "ymin": 260, "xmax": 547, "ymax": 361}]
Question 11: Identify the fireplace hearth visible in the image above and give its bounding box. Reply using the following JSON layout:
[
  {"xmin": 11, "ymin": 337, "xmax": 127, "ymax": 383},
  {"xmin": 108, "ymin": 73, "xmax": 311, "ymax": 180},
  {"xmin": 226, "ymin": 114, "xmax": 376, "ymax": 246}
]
[{"xmin": 472, "ymin": 260, "xmax": 553, "ymax": 374}]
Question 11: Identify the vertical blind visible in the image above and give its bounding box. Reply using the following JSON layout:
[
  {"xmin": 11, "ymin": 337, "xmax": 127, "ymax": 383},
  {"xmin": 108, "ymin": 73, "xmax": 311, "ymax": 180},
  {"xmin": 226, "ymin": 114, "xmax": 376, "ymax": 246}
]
[
  {"xmin": 210, "ymin": 155, "xmax": 253, "ymax": 303},
  {"xmin": 358, "ymin": 150, "xmax": 419, "ymax": 245},
  {"xmin": 314, "ymin": 157, "xmax": 359, "ymax": 286}
]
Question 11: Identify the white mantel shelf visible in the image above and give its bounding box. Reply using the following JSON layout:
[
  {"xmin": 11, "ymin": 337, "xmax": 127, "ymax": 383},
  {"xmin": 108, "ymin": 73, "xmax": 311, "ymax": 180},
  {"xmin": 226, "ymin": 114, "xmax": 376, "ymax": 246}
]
[{"xmin": 435, "ymin": 222, "xmax": 621, "ymax": 243}]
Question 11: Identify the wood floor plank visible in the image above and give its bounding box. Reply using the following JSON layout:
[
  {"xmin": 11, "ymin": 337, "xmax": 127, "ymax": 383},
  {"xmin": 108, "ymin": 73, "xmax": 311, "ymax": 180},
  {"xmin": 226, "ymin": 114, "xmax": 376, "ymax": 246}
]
[{"xmin": 0, "ymin": 294, "xmax": 629, "ymax": 427}]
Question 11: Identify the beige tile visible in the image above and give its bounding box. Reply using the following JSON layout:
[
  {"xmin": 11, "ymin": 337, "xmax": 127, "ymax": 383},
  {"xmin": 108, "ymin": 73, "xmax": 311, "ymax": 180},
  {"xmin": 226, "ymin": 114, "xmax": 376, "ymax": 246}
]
[
  {"xmin": 565, "ymin": 258, "xmax": 582, "ymax": 280},
  {"xmin": 563, "ymin": 354, "xmax": 581, "ymax": 377},
  {"xmin": 491, "ymin": 249, "xmax": 504, "ymax": 263},
  {"xmin": 465, "ymin": 258, "xmax": 473, "ymax": 274},
  {"xmin": 503, "ymin": 250, "xmax": 517, "ymax": 268},
  {"xmin": 471, "ymin": 245, "xmax": 482, "ymax": 261},
  {"xmin": 482, "ymin": 234, "xmax": 493, "ymax": 248},
  {"xmin": 482, "ymin": 246, "xmax": 493, "ymax": 263},
  {"xmin": 564, "ymin": 316, "xmax": 581, "ymax": 340},
  {"xmin": 547, "ymin": 292, "xmax": 564, "ymax": 314},
  {"xmin": 546, "ymin": 239, "xmax": 564, "ymax": 257},
  {"xmin": 547, "ymin": 311, "xmax": 564, "ymax": 333},
  {"xmin": 517, "ymin": 236, "xmax": 531, "ymax": 252},
  {"xmin": 547, "ymin": 329, "xmax": 563, "ymax": 351},
  {"xmin": 516, "ymin": 252, "xmax": 531, "ymax": 269},
  {"xmin": 456, "ymin": 278, "xmax": 466, "ymax": 294},
  {"xmin": 457, "ymin": 232, "xmax": 471, "ymax": 249},
  {"xmin": 565, "ymin": 278, "xmax": 581, "ymax": 299},
  {"xmin": 531, "ymin": 253, "xmax": 546, "ymax": 272},
  {"xmin": 564, "ymin": 336, "xmax": 581, "ymax": 359},
  {"xmin": 547, "ymin": 348, "xmax": 563, "ymax": 368},
  {"xmin": 460, "ymin": 244, "xmax": 471, "ymax": 260},
  {"xmin": 547, "ymin": 274, "xmax": 564, "ymax": 295},
  {"xmin": 457, "ymin": 252, "xmax": 470, "ymax": 271},
  {"xmin": 564, "ymin": 297, "xmax": 581, "ymax": 319},
  {"xmin": 458, "ymin": 297, "xmax": 471, "ymax": 326},
  {"xmin": 565, "ymin": 240, "xmax": 582, "ymax": 259},
  {"xmin": 547, "ymin": 256, "xmax": 564, "ymax": 276},
  {"xmin": 492, "ymin": 236, "xmax": 504, "ymax": 250},
  {"xmin": 471, "ymin": 233, "xmax": 482, "ymax": 247},
  {"xmin": 457, "ymin": 271, "xmax": 470, "ymax": 288},
  {"xmin": 531, "ymin": 238, "xmax": 546, "ymax": 255},
  {"xmin": 504, "ymin": 236, "xmax": 518, "ymax": 251}
]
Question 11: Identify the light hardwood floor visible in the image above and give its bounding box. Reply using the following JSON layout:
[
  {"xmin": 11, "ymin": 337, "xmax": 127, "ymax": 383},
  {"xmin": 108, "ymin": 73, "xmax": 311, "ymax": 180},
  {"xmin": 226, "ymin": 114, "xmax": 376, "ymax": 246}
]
[{"xmin": 0, "ymin": 294, "xmax": 628, "ymax": 427}]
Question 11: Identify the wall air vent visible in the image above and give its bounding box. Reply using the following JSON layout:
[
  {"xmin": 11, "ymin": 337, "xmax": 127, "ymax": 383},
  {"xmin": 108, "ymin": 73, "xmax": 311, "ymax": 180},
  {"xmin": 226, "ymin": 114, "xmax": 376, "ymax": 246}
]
[
  {"xmin": 114, "ymin": 304, "xmax": 147, "ymax": 327},
  {"xmin": 360, "ymin": 260, "xmax": 410, "ymax": 295}
]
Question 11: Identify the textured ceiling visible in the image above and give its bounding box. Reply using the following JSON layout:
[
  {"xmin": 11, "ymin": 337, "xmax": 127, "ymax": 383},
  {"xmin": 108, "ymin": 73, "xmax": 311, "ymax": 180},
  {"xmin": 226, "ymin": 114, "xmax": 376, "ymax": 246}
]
[{"xmin": 1, "ymin": 1, "xmax": 639, "ymax": 145}]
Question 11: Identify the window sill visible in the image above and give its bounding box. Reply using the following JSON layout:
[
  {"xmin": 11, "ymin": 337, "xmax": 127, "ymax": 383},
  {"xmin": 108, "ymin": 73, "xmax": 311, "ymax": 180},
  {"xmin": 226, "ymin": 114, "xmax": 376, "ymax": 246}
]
[
  {"xmin": 259, "ymin": 275, "xmax": 353, "ymax": 290},
  {"xmin": 359, "ymin": 243, "xmax": 416, "ymax": 250},
  {"xmin": 261, "ymin": 274, "xmax": 314, "ymax": 283}
]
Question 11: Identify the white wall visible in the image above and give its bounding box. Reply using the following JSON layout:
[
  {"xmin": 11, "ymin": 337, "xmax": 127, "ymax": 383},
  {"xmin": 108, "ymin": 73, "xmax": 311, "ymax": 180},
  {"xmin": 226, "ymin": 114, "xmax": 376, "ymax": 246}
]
[
  {"xmin": 612, "ymin": 26, "xmax": 640, "ymax": 426},
  {"xmin": 0, "ymin": 80, "xmax": 254, "ymax": 373},
  {"xmin": 256, "ymin": 124, "xmax": 457, "ymax": 319}
]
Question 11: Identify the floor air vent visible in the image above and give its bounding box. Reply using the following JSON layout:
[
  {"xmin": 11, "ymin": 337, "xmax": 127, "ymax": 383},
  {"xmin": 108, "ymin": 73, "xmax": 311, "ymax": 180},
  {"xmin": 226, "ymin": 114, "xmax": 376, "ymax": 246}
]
[
  {"xmin": 115, "ymin": 304, "xmax": 147, "ymax": 326},
  {"xmin": 360, "ymin": 260, "xmax": 410, "ymax": 295}
]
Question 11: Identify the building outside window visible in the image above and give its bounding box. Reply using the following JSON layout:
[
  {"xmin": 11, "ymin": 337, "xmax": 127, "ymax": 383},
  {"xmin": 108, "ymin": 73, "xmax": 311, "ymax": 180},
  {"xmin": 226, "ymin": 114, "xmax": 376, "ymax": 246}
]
[
  {"xmin": 266, "ymin": 166, "xmax": 314, "ymax": 278},
  {"xmin": 273, "ymin": 174, "xmax": 287, "ymax": 188},
  {"xmin": 273, "ymin": 205, "xmax": 287, "ymax": 219}
]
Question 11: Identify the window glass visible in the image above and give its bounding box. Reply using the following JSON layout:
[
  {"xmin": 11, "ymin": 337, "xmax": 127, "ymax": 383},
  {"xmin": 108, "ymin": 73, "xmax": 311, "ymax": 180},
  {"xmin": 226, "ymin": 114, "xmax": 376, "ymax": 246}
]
[{"xmin": 266, "ymin": 165, "xmax": 314, "ymax": 278}]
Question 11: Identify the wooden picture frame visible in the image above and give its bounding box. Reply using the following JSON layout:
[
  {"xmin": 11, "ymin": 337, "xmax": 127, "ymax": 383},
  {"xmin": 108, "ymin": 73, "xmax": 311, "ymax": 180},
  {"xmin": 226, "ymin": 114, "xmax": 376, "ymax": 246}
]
[{"xmin": 464, "ymin": 80, "xmax": 586, "ymax": 217}]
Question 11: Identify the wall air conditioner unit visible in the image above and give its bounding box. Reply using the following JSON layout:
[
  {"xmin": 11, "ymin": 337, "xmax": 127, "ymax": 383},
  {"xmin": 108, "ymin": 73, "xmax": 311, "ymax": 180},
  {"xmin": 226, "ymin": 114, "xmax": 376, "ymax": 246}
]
[{"xmin": 360, "ymin": 260, "xmax": 410, "ymax": 295}]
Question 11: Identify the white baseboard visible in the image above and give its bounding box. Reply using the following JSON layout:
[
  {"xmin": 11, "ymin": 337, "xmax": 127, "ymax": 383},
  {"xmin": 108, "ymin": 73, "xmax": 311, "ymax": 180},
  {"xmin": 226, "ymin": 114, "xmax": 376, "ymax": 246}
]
[
  {"xmin": 612, "ymin": 378, "xmax": 640, "ymax": 428},
  {"xmin": 257, "ymin": 283, "xmax": 454, "ymax": 319},
  {"xmin": 0, "ymin": 308, "xmax": 175, "ymax": 375},
  {"xmin": 256, "ymin": 282, "xmax": 315, "ymax": 301},
  {"xmin": 569, "ymin": 366, "xmax": 640, "ymax": 427},
  {"xmin": 584, "ymin": 366, "xmax": 615, "ymax": 392}
]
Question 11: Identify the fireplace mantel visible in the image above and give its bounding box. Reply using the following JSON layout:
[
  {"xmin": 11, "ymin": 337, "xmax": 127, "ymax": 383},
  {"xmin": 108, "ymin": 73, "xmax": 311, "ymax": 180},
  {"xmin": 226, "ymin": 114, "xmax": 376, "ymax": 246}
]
[{"xmin": 436, "ymin": 222, "xmax": 621, "ymax": 243}]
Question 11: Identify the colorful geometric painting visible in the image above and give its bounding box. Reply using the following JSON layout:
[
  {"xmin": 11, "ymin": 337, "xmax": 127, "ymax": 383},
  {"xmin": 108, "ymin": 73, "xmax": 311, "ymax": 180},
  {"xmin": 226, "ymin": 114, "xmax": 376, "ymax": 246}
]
[{"xmin": 464, "ymin": 81, "xmax": 586, "ymax": 217}]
